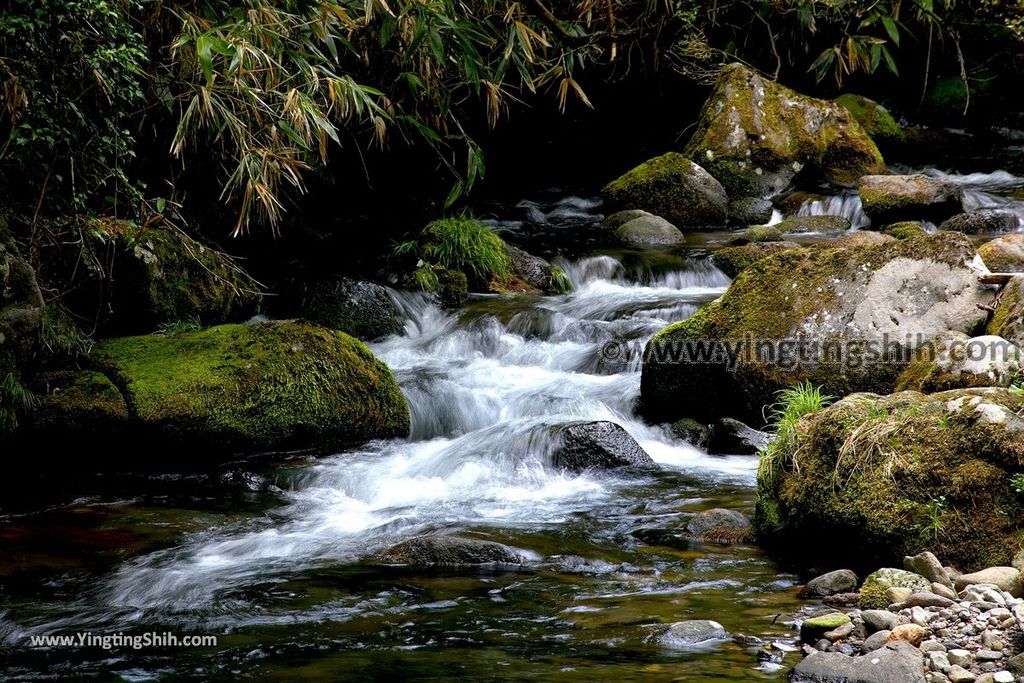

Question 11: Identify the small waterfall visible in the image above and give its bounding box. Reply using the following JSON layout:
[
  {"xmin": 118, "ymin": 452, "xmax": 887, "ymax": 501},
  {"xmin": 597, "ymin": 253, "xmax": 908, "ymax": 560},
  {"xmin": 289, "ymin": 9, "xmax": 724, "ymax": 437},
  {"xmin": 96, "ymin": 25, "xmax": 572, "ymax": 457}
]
[{"xmin": 796, "ymin": 192, "xmax": 869, "ymax": 229}]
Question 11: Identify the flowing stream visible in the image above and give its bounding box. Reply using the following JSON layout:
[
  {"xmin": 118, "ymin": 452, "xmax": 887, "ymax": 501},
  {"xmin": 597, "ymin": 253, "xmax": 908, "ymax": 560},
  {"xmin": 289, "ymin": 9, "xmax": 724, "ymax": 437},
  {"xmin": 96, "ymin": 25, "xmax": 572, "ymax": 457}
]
[
  {"xmin": 0, "ymin": 227, "xmax": 806, "ymax": 681},
  {"xmin": 4, "ymin": 163, "xmax": 1023, "ymax": 680}
]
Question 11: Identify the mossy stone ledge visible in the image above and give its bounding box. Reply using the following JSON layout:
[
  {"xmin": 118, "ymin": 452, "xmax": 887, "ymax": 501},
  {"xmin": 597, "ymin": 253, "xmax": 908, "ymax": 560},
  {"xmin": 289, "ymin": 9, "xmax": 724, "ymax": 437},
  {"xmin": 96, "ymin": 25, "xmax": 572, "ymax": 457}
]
[
  {"xmin": 642, "ymin": 232, "xmax": 991, "ymax": 423},
  {"xmin": 602, "ymin": 153, "xmax": 728, "ymax": 228},
  {"xmin": 94, "ymin": 321, "xmax": 409, "ymax": 455},
  {"xmin": 754, "ymin": 387, "xmax": 1024, "ymax": 572}
]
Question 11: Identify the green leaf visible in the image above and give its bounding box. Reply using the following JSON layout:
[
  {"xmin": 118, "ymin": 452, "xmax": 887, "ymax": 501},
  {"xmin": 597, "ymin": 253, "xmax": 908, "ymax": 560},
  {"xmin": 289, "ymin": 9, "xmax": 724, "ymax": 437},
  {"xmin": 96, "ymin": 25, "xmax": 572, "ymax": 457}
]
[
  {"xmin": 196, "ymin": 34, "xmax": 215, "ymax": 86},
  {"xmin": 881, "ymin": 16, "xmax": 900, "ymax": 46},
  {"xmin": 881, "ymin": 45, "xmax": 899, "ymax": 75}
]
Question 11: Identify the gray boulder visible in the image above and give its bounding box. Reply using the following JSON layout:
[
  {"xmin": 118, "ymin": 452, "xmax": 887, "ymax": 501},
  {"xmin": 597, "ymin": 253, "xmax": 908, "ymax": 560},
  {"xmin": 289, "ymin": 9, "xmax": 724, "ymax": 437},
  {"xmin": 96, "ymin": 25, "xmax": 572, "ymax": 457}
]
[
  {"xmin": 302, "ymin": 277, "xmax": 401, "ymax": 340},
  {"xmin": 654, "ymin": 620, "xmax": 729, "ymax": 647},
  {"xmin": 904, "ymin": 551, "xmax": 953, "ymax": 588},
  {"xmin": 792, "ymin": 642, "xmax": 925, "ymax": 683},
  {"xmin": 551, "ymin": 421, "xmax": 656, "ymax": 472},
  {"xmin": 941, "ymin": 210, "xmax": 1019, "ymax": 235},
  {"xmin": 602, "ymin": 153, "xmax": 728, "ymax": 228},
  {"xmin": 799, "ymin": 570, "xmax": 859, "ymax": 598},
  {"xmin": 859, "ymin": 175, "xmax": 963, "ymax": 225},
  {"xmin": 604, "ymin": 210, "xmax": 686, "ymax": 247},
  {"xmin": 374, "ymin": 536, "xmax": 524, "ymax": 566},
  {"xmin": 670, "ymin": 418, "xmax": 711, "ymax": 449},
  {"xmin": 978, "ymin": 233, "xmax": 1024, "ymax": 272},
  {"xmin": 861, "ymin": 610, "xmax": 901, "ymax": 634},
  {"xmin": 709, "ymin": 417, "xmax": 773, "ymax": 455},
  {"xmin": 729, "ymin": 197, "xmax": 774, "ymax": 226}
]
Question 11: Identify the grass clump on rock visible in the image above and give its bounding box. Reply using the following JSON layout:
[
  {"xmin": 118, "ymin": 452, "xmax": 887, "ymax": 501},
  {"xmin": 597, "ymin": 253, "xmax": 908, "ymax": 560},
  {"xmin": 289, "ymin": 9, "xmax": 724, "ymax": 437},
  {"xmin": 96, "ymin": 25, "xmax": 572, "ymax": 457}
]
[{"xmin": 397, "ymin": 216, "xmax": 512, "ymax": 291}]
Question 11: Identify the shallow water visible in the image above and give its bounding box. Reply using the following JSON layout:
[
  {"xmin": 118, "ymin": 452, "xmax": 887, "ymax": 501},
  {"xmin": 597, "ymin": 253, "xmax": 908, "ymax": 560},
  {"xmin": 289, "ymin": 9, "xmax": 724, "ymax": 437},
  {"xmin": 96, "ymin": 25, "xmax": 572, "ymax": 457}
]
[{"xmin": 3, "ymin": 162, "xmax": 1023, "ymax": 681}]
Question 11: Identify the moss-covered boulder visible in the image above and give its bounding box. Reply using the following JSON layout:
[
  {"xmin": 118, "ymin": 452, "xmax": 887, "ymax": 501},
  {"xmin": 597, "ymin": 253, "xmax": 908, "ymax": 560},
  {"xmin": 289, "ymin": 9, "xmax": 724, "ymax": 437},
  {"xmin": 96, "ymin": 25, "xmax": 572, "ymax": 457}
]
[
  {"xmin": 642, "ymin": 233, "xmax": 991, "ymax": 422},
  {"xmin": 987, "ymin": 276, "xmax": 1024, "ymax": 346},
  {"xmin": 92, "ymin": 220, "xmax": 260, "ymax": 333},
  {"xmin": 95, "ymin": 321, "xmax": 409, "ymax": 453},
  {"xmin": 940, "ymin": 210, "xmax": 1019, "ymax": 235},
  {"xmin": 602, "ymin": 153, "xmax": 728, "ymax": 228},
  {"xmin": 895, "ymin": 332, "xmax": 1021, "ymax": 392},
  {"xmin": 301, "ymin": 278, "xmax": 401, "ymax": 340},
  {"xmin": 28, "ymin": 370, "xmax": 129, "ymax": 442},
  {"xmin": 374, "ymin": 536, "xmax": 525, "ymax": 567},
  {"xmin": 731, "ymin": 225, "xmax": 784, "ymax": 244},
  {"xmin": 979, "ymin": 234, "xmax": 1024, "ymax": 272},
  {"xmin": 835, "ymin": 94, "xmax": 905, "ymax": 149},
  {"xmin": 883, "ymin": 222, "xmax": 928, "ymax": 240},
  {"xmin": 605, "ymin": 210, "xmax": 686, "ymax": 247},
  {"xmin": 683, "ymin": 64, "xmax": 886, "ymax": 197},
  {"xmin": 859, "ymin": 175, "xmax": 963, "ymax": 225},
  {"xmin": 711, "ymin": 242, "xmax": 799, "ymax": 278},
  {"xmin": 755, "ymin": 388, "xmax": 1024, "ymax": 571},
  {"xmin": 775, "ymin": 215, "xmax": 851, "ymax": 234}
]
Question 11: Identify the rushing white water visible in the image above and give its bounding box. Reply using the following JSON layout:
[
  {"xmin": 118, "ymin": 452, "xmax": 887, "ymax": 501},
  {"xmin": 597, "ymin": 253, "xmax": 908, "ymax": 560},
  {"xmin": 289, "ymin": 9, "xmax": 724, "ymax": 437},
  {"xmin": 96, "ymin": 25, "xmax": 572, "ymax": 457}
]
[
  {"xmin": 796, "ymin": 192, "xmax": 869, "ymax": 229},
  {"xmin": 42, "ymin": 254, "xmax": 748, "ymax": 619}
]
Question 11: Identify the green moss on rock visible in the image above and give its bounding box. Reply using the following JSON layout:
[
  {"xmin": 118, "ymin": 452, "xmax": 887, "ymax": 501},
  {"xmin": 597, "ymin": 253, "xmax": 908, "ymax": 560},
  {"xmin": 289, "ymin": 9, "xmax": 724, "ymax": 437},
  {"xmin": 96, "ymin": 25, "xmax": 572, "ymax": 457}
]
[
  {"xmin": 602, "ymin": 153, "xmax": 728, "ymax": 227},
  {"xmin": 987, "ymin": 277, "xmax": 1024, "ymax": 346},
  {"xmin": 711, "ymin": 242, "xmax": 799, "ymax": 279},
  {"xmin": 643, "ymin": 232, "xmax": 990, "ymax": 423},
  {"xmin": 92, "ymin": 219, "xmax": 261, "ymax": 333},
  {"xmin": 835, "ymin": 94, "xmax": 905, "ymax": 148},
  {"xmin": 29, "ymin": 370, "xmax": 129, "ymax": 440},
  {"xmin": 683, "ymin": 64, "xmax": 886, "ymax": 197},
  {"xmin": 979, "ymin": 234, "xmax": 1024, "ymax": 273},
  {"xmin": 96, "ymin": 321, "xmax": 409, "ymax": 453},
  {"xmin": 884, "ymin": 222, "xmax": 928, "ymax": 240},
  {"xmin": 754, "ymin": 388, "xmax": 1024, "ymax": 571}
]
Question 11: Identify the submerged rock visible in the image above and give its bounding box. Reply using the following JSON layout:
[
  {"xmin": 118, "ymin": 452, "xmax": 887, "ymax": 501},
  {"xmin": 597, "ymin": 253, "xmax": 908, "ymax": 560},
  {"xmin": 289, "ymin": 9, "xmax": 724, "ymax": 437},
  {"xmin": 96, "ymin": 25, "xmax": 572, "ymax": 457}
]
[
  {"xmin": 799, "ymin": 570, "xmax": 859, "ymax": 598},
  {"xmin": 642, "ymin": 232, "xmax": 990, "ymax": 423},
  {"xmin": 551, "ymin": 421, "xmax": 655, "ymax": 472},
  {"xmin": 654, "ymin": 620, "xmax": 729, "ymax": 647},
  {"xmin": 685, "ymin": 508, "xmax": 752, "ymax": 544},
  {"xmin": 754, "ymin": 388, "xmax": 1024, "ymax": 571},
  {"xmin": 941, "ymin": 210, "xmax": 1019, "ymax": 235},
  {"xmin": 709, "ymin": 417, "xmax": 772, "ymax": 455},
  {"xmin": 683, "ymin": 63, "xmax": 885, "ymax": 197},
  {"xmin": 374, "ymin": 536, "xmax": 524, "ymax": 567},
  {"xmin": 792, "ymin": 642, "xmax": 925, "ymax": 683},
  {"xmin": 858, "ymin": 175, "xmax": 962, "ymax": 225},
  {"xmin": 602, "ymin": 153, "xmax": 728, "ymax": 228},
  {"xmin": 94, "ymin": 321, "xmax": 410, "ymax": 454},
  {"xmin": 979, "ymin": 234, "xmax": 1024, "ymax": 272},
  {"xmin": 302, "ymin": 277, "xmax": 401, "ymax": 340}
]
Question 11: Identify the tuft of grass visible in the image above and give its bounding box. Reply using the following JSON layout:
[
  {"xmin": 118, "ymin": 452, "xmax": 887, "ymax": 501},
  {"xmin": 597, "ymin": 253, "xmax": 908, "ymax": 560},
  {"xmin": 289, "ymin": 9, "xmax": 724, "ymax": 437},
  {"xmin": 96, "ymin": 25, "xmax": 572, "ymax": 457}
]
[
  {"xmin": 0, "ymin": 373, "xmax": 38, "ymax": 433},
  {"xmin": 549, "ymin": 266, "xmax": 573, "ymax": 294},
  {"xmin": 396, "ymin": 216, "xmax": 512, "ymax": 287},
  {"xmin": 759, "ymin": 382, "xmax": 834, "ymax": 483},
  {"xmin": 157, "ymin": 317, "xmax": 203, "ymax": 336},
  {"xmin": 41, "ymin": 304, "xmax": 94, "ymax": 361},
  {"xmin": 922, "ymin": 495, "xmax": 947, "ymax": 542}
]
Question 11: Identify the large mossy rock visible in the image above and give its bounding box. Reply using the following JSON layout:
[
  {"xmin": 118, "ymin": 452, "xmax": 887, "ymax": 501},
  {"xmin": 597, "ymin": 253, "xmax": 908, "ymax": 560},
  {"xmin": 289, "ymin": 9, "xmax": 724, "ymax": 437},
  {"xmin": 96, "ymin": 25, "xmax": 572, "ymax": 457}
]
[
  {"xmin": 95, "ymin": 321, "xmax": 409, "ymax": 453},
  {"xmin": 858, "ymin": 175, "xmax": 962, "ymax": 225},
  {"xmin": 755, "ymin": 388, "xmax": 1024, "ymax": 571},
  {"xmin": 711, "ymin": 242, "xmax": 798, "ymax": 278},
  {"xmin": 682, "ymin": 64, "xmax": 886, "ymax": 197},
  {"xmin": 94, "ymin": 220, "xmax": 260, "ymax": 332},
  {"xmin": 979, "ymin": 234, "xmax": 1024, "ymax": 272},
  {"xmin": 987, "ymin": 276, "xmax": 1024, "ymax": 346},
  {"xmin": 641, "ymin": 233, "xmax": 991, "ymax": 423},
  {"xmin": 301, "ymin": 278, "xmax": 401, "ymax": 340},
  {"xmin": 602, "ymin": 153, "xmax": 728, "ymax": 228}
]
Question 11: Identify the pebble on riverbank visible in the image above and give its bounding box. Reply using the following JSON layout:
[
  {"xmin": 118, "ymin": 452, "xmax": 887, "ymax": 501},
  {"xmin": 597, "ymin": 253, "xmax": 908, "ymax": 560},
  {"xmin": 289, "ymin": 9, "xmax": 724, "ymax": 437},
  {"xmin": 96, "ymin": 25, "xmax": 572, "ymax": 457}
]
[{"xmin": 786, "ymin": 556, "xmax": 1024, "ymax": 683}]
